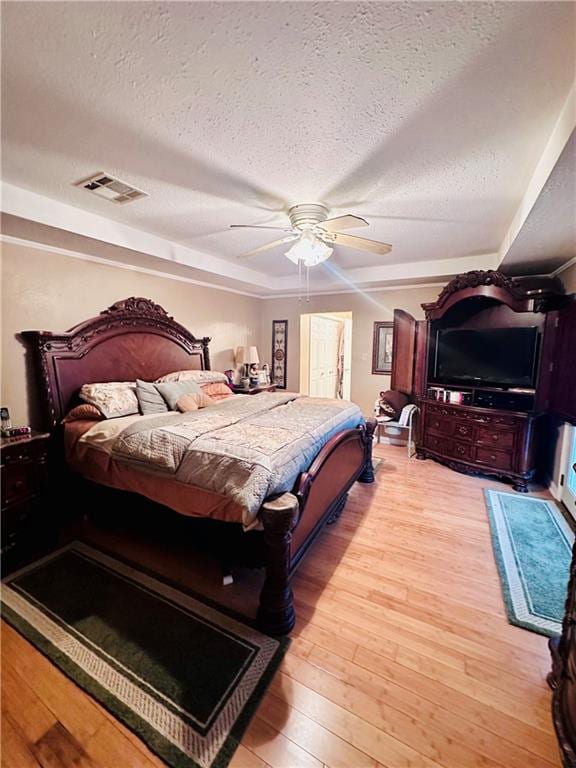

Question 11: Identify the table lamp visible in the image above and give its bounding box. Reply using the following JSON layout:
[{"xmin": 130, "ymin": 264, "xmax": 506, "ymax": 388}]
[{"xmin": 236, "ymin": 346, "xmax": 259, "ymax": 387}]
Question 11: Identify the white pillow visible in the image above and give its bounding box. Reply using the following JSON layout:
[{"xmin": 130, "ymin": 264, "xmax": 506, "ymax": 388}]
[
  {"xmin": 79, "ymin": 381, "xmax": 139, "ymax": 418},
  {"xmin": 155, "ymin": 370, "xmax": 228, "ymax": 385}
]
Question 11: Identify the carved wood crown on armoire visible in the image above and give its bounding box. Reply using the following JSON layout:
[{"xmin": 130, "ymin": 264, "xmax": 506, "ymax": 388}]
[{"xmin": 390, "ymin": 269, "xmax": 576, "ymax": 492}]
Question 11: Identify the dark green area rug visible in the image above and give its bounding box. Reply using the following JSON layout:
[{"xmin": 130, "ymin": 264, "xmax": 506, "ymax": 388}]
[
  {"xmin": 484, "ymin": 489, "xmax": 574, "ymax": 637},
  {"xmin": 1, "ymin": 543, "xmax": 288, "ymax": 768}
]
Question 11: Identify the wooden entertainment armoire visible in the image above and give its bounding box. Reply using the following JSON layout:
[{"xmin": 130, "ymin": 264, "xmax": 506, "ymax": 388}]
[{"xmin": 391, "ymin": 269, "xmax": 575, "ymax": 492}]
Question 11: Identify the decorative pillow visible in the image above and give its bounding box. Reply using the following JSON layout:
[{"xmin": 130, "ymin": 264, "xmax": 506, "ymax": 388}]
[
  {"xmin": 176, "ymin": 392, "xmax": 215, "ymax": 412},
  {"xmin": 79, "ymin": 382, "xmax": 139, "ymax": 418},
  {"xmin": 62, "ymin": 404, "xmax": 104, "ymax": 423},
  {"xmin": 376, "ymin": 390, "xmax": 409, "ymax": 421},
  {"xmin": 154, "ymin": 379, "xmax": 202, "ymax": 411},
  {"xmin": 200, "ymin": 382, "xmax": 233, "ymax": 401},
  {"xmin": 156, "ymin": 370, "xmax": 228, "ymax": 385},
  {"xmin": 136, "ymin": 379, "xmax": 169, "ymax": 415}
]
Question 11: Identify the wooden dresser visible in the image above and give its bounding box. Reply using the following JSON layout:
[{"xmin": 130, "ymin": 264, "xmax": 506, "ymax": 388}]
[
  {"xmin": 1, "ymin": 431, "xmax": 51, "ymax": 574},
  {"xmin": 419, "ymin": 399, "xmax": 540, "ymax": 492},
  {"xmin": 390, "ymin": 270, "xmax": 574, "ymax": 490}
]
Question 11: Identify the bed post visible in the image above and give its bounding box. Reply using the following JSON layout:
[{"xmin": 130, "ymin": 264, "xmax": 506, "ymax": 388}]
[
  {"xmin": 357, "ymin": 418, "xmax": 377, "ymax": 483},
  {"xmin": 257, "ymin": 492, "xmax": 300, "ymax": 636}
]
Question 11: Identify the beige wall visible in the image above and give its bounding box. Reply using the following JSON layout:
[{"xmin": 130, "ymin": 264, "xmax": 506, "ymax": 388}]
[
  {"xmin": 260, "ymin": 285, "xmax": 444, "ymax": 416},
  {"xmin": 1, "ymin": 242, "xmax": 261, "ymax": 427},
  {"xmin": 560, "ymin": 261, "xmax": 576, "ymax": 293}
]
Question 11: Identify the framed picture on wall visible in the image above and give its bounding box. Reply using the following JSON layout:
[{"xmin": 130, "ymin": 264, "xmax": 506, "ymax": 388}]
[
  {"xmin": 272, "ymin": 320, "xmax": 288, "ymax": 389},
  {"xmin": 372, "ymin": 321, "xmax": 394, "ymax": 374}
]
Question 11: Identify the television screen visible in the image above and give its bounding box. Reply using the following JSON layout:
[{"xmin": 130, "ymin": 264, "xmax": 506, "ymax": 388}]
[{"xmin": 434, "ymin": 327, "xmax": 539, "ymax": 388}]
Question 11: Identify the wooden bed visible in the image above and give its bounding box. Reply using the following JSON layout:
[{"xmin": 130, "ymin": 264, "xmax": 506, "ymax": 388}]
[{"xmin": 23, "ymin": 297, "xmax": 375, "ymax": 635}]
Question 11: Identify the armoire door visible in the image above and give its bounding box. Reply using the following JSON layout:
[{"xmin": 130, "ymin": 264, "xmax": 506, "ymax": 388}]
[
  {"xmin": 551, "ymin": 301, "xmax": 576, "ymax": 424},
  {"xmin": 390, "ymin": 309, "xmax": 428, "ymax": 397},
  {"xmin": 391, "ymin": 309, "xmax": 417, "ymax": 395}
]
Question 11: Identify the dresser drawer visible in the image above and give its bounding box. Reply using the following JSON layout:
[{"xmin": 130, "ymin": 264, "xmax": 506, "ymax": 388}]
[
  {"xmin": 476, "ymin": 425, "xmax": 516, "ymax": 449},
  {"xmin": 424, "ymin": 433, "xmax": 474, "ymax": 462},
  {"xmin": 453, "ymin": 421, "xmax": 475, "ymax": 441},
  {"xmin": 451, "ymin": 441, "xmax": 474, "ymax": 460},
  {"xmin": 1, "ymin": 461, "xmax": 38, "ymax": 507},
  {"xmin": 423, "ymin": 433, "xmax": 451, "ymax": 453},
  {"xmin": 476, "ymin": 447, "xmax": 513, "ymax": 471},
  {"xmin": 426, "ymin": 414, "xmax": 454, "ymax": 437}
]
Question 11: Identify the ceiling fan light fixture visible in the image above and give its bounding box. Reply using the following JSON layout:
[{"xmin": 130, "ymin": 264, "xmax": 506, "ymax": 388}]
[{"xmin": 284, "ymin": 231, "xmax": 333, "ymax": 267}]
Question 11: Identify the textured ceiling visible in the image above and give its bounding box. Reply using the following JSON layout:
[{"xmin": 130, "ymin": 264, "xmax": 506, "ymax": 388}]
[
  {"xmin": 501, "ymin": 130, "xmax": 576, "ymax": 275},
  {"xmin": 1, "ymin": 1, "xmax": 575, "ymax": 289}
]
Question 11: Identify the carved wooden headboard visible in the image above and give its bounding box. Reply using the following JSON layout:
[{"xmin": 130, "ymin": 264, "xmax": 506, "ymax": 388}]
[{"xmin": 22, "ymin": 298, "xmax": 211, "ymax": 429}]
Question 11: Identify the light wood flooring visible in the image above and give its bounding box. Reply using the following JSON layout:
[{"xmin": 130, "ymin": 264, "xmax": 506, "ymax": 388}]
[{"xmin": 1, "ymin": 443, "xmax": 561, "ymax": 767}]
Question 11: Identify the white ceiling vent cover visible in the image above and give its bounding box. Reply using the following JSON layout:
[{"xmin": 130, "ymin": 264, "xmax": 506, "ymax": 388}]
[{"xmin": 75, "ymin": 173, "xmax": 148, "ymax": 204}]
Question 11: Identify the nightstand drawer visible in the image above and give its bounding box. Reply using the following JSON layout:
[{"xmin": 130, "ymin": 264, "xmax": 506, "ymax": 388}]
[
  {"xmin": 1, "ymin": 461, "xmax": 38, "ymax": 506},
  {"xmin": 2, "ymin": 498, "xmax": 37, "ymax": 535},
  {"xmin": 2, "ymin": 443, "xmax": 37, "ymax": 464}
]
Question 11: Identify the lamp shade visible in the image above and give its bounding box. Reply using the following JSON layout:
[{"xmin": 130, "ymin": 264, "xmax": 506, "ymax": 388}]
[
  {"xmin": 236, "ymin": 346, "xmax": 259, "ymax": 365},
  {"xmin": 246, "ymin": 346, "xmax": 259, "ymax": 365}
]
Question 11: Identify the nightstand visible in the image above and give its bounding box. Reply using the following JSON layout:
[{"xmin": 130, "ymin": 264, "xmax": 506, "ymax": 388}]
[
  {"xmin": 231, "ymin": 384, "xmax": 277, "ymax": 395},
  {"xmin": 1, "ymin": 431, "xmax": 51, "ymax": 574}
]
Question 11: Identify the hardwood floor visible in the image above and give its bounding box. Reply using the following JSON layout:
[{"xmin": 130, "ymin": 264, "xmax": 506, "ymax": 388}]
[{"xmin": 1, "ymin": 444, "xmax": 561, "ymax": 767}]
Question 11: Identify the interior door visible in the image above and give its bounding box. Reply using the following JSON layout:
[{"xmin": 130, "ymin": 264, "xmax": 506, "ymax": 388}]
[
  {"xmin": 551, "ymin": 301, "xmax": 576, "ymax": 424},
  {"xmin": 391, "ymin": 309, "xmax": 417, "ymax": 395},
  {"xmin": 309, "ymin": 316, "xmax": 342, "ymax": 398},
  {"xmin": 561, "ymin": 427, "xmax": 576, "ymax": 518}
]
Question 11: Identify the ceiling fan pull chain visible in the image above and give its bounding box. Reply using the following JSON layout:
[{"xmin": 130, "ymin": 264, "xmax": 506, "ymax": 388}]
[
  {"xmin": 298, "ymin": 257, "xmax": 302, "ymax": 302},
  {"xmin": 306, "ymin": 265, "xmax": 310, "ymax": 302}
]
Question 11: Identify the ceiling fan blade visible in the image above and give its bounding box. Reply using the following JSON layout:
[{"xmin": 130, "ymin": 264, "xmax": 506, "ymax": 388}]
[
  {"xmin": 317, "ymin": 214, "xmax": 369, "ymax": 232},
  {"xmin": 238, "ymin": 235, "xmax": 299, "ymax": 259},
  {"xmin": 324, "ymin": 232, "xmax": 392, "ymax": 255},
  {"xmin": 230, "ymin": 224, "xmax": 292, "ymax": 231}
]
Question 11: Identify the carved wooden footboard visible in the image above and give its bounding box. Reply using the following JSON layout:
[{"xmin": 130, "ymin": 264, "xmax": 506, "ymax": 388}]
[
  {"xmin": 257, "ymin": 420, "xmax": 376, "ymax": 634},
  {"xmin": 22, "ymin": 298, "xmax": 375, "ymax": 635}
]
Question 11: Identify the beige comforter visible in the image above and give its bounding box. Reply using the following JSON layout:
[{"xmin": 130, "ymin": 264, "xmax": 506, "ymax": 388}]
[{"xmin": 81, "ymin": 392, "xmax": 364, "ymax": 528}]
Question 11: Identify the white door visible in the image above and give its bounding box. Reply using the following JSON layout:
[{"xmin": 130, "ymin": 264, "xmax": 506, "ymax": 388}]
[
  {"xmin": 309, "ymin": 316, "xmax": 342, "ymax": 398},
  {"xmin": 561, "ymin": 426, "xmax": 576, "ymax": 517}
]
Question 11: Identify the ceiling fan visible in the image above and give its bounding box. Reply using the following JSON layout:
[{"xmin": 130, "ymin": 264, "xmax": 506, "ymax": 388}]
[{"xmin": 231, "ymin": 203, "xmax": 392, "ymax": 267}]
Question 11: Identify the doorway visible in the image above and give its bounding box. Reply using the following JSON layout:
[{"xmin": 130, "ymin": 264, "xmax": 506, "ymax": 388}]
[
  {"xmin": 560, "ymin": 425, "xmax": 576, "ymax": 517},
  {"xmin": 299, "ymin": 312, "xmax": 352, "ymax": 400}
]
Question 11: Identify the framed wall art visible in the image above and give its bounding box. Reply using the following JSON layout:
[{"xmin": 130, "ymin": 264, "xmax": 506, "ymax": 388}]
[
  {"xmin": 372, "ymin": 321, "xmax": 394, "ymax": 375},
  {"xmin": 272, "ymin": 320, "xmax": 288, "ymax": 389}
]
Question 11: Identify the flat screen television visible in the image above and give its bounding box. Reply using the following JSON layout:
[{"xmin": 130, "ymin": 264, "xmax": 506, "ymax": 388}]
[{"xmin": 432, "ymin": 326, "xmax": 540, "ymax": 389}]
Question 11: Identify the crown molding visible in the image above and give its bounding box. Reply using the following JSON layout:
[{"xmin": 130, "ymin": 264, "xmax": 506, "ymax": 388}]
[
  {"xmin": 552, "ymin": 256, "xmax": 576, "ymax": 278},
  {"xmin": 1, "ymin": 181, "xmax": 273, "ymax": 290},
  {"xmin": 3, "ymin": 181, "xmax": 537, "ymax": 299},
  {"xmin": 0, "ymin": 235, "xmax": 264, "ymax": 299},
  {"xmin": 260, "ymin": 282, "xmax": 449, "ymax": 300}
]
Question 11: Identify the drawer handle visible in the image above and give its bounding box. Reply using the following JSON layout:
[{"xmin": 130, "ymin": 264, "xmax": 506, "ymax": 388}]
[
  {"xmin": 433, "ymin": 421, "xmax": 440, "ymax": 428},
  {"xmin": 490, "ymin": 454, "xmax": 497, "ymax": 461},
  {"xmin": 456, "ymin": 445, "xmax": 466, "ymax": 454},
  {"xmin": 13, "ymin": 480, "xmax": 25, "ymax": 490}
]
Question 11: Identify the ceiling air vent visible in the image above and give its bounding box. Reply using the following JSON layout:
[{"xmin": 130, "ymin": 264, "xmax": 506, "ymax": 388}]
[{"xmin": 75, "ymin": 173, "xmax": 148, "ymax": 204}]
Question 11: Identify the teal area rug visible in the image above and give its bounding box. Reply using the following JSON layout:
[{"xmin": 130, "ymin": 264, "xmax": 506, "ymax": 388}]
[
  {"xmin": 484, "ymin": 489, "xmax": 574, "ymax": 637},
  {"xmin": 1, "ymin": 542, "xmax": 288, "ymax": 768}
]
